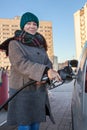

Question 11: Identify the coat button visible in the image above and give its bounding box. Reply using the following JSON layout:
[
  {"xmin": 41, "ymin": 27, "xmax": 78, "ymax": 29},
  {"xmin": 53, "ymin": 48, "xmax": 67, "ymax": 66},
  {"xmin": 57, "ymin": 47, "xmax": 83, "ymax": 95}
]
[{"xmin": 37, "ymin": 52, "xmax": 40, "ymax": 55}]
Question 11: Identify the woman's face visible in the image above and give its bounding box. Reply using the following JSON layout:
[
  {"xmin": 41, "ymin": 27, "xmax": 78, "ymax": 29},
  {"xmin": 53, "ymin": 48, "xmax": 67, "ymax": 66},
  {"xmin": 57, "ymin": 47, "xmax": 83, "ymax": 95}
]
[{"xmin": 24, "ymin": 22, "xmax": 38, "ymax": 35}]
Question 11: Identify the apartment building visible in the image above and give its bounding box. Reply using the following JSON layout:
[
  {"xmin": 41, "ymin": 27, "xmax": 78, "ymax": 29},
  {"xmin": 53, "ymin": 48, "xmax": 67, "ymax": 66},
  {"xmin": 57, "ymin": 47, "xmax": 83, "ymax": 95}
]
[
  {"xmin": 0, "ymin": 16, "xmax": 54, "ymax": 68},
  {"xmin": 74, "ymin": 3, "xmax": 87, "ymax": 59}
]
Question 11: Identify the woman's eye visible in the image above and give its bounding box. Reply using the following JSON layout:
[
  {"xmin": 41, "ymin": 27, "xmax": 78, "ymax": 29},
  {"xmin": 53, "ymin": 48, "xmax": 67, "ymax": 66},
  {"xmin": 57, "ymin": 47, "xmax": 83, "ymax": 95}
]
[
  {"xmin": 27, "ymin": 22, "xmax": 31, "ymax": 25},
  {"xmin": 33, "ymin": 23, "xmax": 37, "ymax": 26}
]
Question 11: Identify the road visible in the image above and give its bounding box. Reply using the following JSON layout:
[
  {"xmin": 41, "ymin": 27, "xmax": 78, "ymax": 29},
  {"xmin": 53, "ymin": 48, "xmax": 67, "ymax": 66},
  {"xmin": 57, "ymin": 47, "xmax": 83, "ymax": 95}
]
[{"xmin": 0, "ymin": 80, "xmax": 74, "ymax": 130}]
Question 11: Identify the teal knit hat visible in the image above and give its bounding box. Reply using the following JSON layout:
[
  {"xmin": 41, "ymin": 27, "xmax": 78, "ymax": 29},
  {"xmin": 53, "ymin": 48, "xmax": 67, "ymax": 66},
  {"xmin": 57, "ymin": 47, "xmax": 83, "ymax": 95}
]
[{"xmin": 20, "ymin": 12, "xmax": 39, "ymax": 30}]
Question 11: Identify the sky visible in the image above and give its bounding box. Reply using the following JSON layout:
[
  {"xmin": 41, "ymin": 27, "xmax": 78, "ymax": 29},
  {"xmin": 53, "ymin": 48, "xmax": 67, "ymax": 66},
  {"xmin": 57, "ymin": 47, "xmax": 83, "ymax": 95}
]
[{"xmin": 0, "ymin": 0, "xmax": 87, "ymax": 62}]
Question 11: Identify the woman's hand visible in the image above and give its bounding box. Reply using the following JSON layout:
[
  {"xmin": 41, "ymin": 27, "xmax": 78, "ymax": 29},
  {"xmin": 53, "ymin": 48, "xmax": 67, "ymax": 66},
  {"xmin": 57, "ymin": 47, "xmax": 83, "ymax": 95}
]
[{"xmin": 47, "ymin": 69, "xmax": 62, "ymax": 82}]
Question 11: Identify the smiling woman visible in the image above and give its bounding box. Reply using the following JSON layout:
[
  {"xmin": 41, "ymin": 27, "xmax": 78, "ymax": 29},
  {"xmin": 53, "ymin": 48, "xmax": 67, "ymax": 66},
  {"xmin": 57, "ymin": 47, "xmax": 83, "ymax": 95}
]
[{"xmin": 0, "ymin": 12, "xmax": 67, "ymax": 130}]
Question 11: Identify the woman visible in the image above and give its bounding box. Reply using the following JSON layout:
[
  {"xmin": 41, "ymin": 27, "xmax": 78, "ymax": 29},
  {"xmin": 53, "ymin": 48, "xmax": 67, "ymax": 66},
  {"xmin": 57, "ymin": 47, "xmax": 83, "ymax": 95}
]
[{"xmin": 0, "ymin": 12, "xmax": 67, "ymax": 130}]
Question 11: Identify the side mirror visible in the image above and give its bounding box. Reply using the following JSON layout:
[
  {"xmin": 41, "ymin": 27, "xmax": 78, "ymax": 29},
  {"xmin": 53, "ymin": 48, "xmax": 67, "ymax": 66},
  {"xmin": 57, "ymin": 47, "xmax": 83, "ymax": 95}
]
[{"xmin": 68, "ymin": 59, "xmax": 78, "ymax": 67}]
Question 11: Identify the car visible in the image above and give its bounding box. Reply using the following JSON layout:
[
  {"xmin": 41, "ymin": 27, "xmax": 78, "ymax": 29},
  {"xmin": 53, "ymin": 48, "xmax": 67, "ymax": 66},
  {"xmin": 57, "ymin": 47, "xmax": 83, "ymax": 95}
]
[{"xmin": 71, "ymin": 41, "xmax": 87, "ymax": 130}]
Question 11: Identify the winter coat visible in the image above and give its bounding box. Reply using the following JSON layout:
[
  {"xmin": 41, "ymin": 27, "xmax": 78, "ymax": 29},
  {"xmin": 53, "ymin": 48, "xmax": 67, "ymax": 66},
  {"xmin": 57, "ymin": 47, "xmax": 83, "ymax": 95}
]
[{"xmin": 7, "ymin": 40, "xmax": 55, "ymax": 126}]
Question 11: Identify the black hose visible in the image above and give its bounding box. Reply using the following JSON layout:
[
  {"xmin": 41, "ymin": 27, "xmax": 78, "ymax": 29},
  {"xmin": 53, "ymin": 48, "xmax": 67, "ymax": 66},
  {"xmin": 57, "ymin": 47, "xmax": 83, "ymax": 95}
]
[{"xmin": 0, "ymin": 80, "xmax": 36, "ymax": 111}]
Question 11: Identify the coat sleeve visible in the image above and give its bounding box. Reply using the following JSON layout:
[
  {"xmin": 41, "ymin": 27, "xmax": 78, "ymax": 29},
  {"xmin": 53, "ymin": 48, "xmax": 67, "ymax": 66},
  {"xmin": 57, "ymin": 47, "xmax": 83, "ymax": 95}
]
[
  {"xmin": 9, "ymin": 40, "xmax": 47, "ymax": 81},
  {"xmin": 45, "ymin": 55, "xmax": 53, "ymax": 69}
]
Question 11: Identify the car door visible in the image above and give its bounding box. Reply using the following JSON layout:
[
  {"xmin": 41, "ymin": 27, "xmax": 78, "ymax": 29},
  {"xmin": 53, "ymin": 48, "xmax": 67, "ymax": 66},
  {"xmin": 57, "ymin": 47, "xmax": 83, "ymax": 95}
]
[{"xmin": 72, "ymin": 45, "xmax": 87, "ymax": 130}]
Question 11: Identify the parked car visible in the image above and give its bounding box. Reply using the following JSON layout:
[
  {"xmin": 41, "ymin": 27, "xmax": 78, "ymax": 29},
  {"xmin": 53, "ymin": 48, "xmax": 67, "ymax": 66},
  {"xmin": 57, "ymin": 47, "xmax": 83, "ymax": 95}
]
[{"xmin": 71, "ymin": 41, "xmax": 87, "ymax": 130}]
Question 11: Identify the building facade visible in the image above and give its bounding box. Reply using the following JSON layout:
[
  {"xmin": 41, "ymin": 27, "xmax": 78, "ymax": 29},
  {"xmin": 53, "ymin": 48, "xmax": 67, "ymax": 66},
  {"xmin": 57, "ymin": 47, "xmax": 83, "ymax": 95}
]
[
  {"xmin": 0, "ymin": 16, "xmax": 54, "ymax": 68},
  {"xmin": 74, "ymin": 3, "xmax": 87, "ymax": 59}
]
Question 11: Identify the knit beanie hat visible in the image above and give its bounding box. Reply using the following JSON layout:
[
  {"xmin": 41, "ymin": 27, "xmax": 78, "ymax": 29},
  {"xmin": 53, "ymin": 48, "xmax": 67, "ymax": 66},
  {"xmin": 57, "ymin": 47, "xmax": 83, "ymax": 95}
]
[{"xmin": 20, "ymin": 12, "xmax": 39, "ymax": 30}]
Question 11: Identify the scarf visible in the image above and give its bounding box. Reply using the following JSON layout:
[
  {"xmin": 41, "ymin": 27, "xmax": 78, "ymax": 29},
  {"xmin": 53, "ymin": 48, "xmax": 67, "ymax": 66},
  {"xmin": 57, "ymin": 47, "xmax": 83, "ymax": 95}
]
[{"xmin": 0, "ymin": 30, "xmax": 47, "ymax": 56}]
